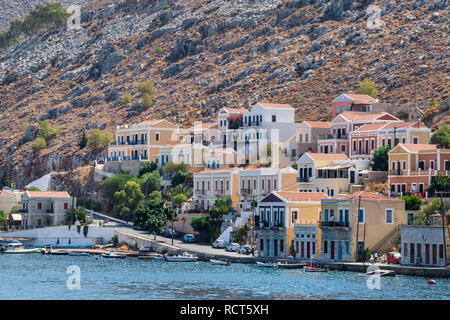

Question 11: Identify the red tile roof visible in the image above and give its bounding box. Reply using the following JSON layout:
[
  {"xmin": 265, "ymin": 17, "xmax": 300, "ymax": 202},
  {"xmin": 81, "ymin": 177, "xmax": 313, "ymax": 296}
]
[
  {"xmin": 339, "ymin": 112, "xmax": 393, "ymax": 122},
  {"xmin": 381, "ymin": 121, "xmax": 428, "ymax": 129},
  {"xmin": 0, "ymin": 190, "xmax": 14, "ymax": 195},
  {"xmin": 257, "ymin": 102, "xmax": 294, "ymax": 109},
  {"xmin": 305, "ymin": 152, "xmax": 349, "ymax": 161},
  {"xmin": 223, "ymin": 108, "xmax": 248, "ymax": 114},
  {"xmin": 401, "ymin": 144, "xmax": 438, "ymax": 153},
  {"xmin": 274, "ymin": 191, "xmax": 329, "ymax": 202},
  {"xmin": 194, "ymin": 168, "xmax": 238, "ymax": 174},
  {"xmin": 304, "ymin": 121, "xmax": 331, "ymax": 128},
  {"xmin": 353, "ymin": 122, "xmax": 389, "ymax": 132},
  {"xmin": 26, "ymin": 191, "xmax": 70, "ymax": 198},
  {"xmin": 343, "ymin": 94, "xmax": 378, "ymax": 104},
  {"xmin": 336, "ymin": 191, "xmax": 399, "ymax": 201}
]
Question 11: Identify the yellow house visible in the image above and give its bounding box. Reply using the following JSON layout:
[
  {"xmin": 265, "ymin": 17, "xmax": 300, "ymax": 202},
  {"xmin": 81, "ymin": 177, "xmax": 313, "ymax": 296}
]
[
  {"xmin": 319, "ymin": 191, "xmax": 406, "ymax": 261},
  {"xmin": 256, "ymin": 191, "xmax": 329, "ymax": 258},
  {"xmin": 193, "ymin": 168, "xmax": 240, "ymax": 212},
  {"xmin": 106, "ymin": 119, "xmax": 179, "ymax": 175}
]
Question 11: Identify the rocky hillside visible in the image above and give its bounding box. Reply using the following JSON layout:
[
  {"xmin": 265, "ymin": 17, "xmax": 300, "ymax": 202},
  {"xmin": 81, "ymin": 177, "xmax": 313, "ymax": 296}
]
[{"xmin": 0, "ymin": 0, "xmax": 448, "ymax": 188}]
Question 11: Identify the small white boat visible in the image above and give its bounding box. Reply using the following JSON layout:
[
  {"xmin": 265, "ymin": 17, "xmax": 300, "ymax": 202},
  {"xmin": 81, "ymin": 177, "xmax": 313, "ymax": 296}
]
[
  {"xmin": 256, "ymin": 261, "xmax": 280, "ymax": 268},
  {"xmin": 102, "ymin": 251, "xmax": 126, "ymax": 259},
  {"xmin": 210, "ymin": 259, "xmax": 231, "ymax": 266},
  {"xmin": 2, "ymin": 247, "xmax": 40, "ymax": 254},
  {"xmin": 164, "ymin": 252, "xmax": 199, "ymax": 262}
]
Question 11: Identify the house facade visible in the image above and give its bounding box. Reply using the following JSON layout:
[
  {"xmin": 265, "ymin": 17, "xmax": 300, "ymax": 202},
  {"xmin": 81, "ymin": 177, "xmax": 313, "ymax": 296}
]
[
  {"xmin": 295, "ymin": 121, "xmax": 331, "ymax": 155},
  {"xmin": 388, "ymin": 144, "xmax": 450, "ymax": 196},
  {"xmin": 331, "ymin": 93, "xmax": 378, "ymax": 120},
  {"xmin": 21, "ymin": 191, "xmax": 73, "ymax": 228},
  {"xmin": 319, "ymin": 191, "xmax": 406, "ymax": 262},
  {"xmin": 256, "ymin": 191, "xmax": 329, "ymax": 258},
  {"xmin": 106, "ymin": 119, "xmax": 179, "ymax": 175},
  {"xmin": 192, "ymin": 168, "xmax": 239, "ymax": 212},
  {"xmin": 296, "ymin": 152, "xmax": 369, "ymax": 197}
]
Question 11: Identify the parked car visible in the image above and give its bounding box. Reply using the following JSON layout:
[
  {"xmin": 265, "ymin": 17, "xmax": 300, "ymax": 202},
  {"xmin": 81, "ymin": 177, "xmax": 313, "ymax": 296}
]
[
  {"xmin": 226, "ymin": 243, "xmax": 241, "ymax": 252},
  {"xmin": 387, "ymin": 252, "xmax": 401, "ymax": 264},
  {"xmin": 183, "ymin": 234, "xmax": 196, "ymax": 243},
  {"xmin": 162, "ymin": 228, "xmax": 179, "ymax": 238},
  {"xmin": 238, "ymin": 245, "xmax": 253, "ymax": 255},
  {"xmin": 212, "ymin": 239, "xmax": 227, "ymax": 249}
]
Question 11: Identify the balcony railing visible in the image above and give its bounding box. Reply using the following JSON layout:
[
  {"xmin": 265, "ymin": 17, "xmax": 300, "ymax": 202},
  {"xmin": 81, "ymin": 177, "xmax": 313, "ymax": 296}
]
[
  {"xmin": 255, "ymin": 221, "xmax": 285, "ymax": 229},
  {"xmin": 240, "ymin": 188, "xmax": 252, "ymax": 195},
  {"xmin": 318, "ymin": 134, "xmax": 348, "ymax": 140},
  {"xmin": 319, "ymin": 221, "xmax": 350, "ymax": 227},
  {"xmin": 195, "ymin": 189, "xmax": 206, "ymax": 195},
  {"xmin": 110, "ymin": 140, "xmax": 148, "ymax": 146},
  {"xmin": 297, "ymin": 177, "xmax": 312, "ymax": 183}
]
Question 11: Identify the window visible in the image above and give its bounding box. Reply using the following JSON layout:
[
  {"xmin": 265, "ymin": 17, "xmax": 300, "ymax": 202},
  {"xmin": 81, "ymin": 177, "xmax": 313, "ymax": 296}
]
[
  {"xmin": 37, "ymin": 202, "xmax": 42, "ymax": 210},
  {"xmin": 385, "ymin": 209, "xmax": 393, "ymax": 224},
  {"xmin": 403, "ymin": 161, "xmax": 406, "ymax": 170},
  {"xmin": 336, "ymin": 107, "xmax": 339, "ymax": 114},
  {"xmin": 155, "ymin": 132, "xmax": 160, "ymax": 141},
  {"xmin": 371, "ymin": 139, "xmax": 375, "ymax": 150},
  {"xmin": 299, "ymin": 134, "xmax": 303, "ymax": 143},
  {"xmin": 305, "ymin": 134, "xmax": 309, "ymax": 142},
  {"xmin": 404, "ymin": 243, "xmax": 408, "ymax": 257},
  {"xmin": 64, "ymin": 203, "xmax": 69, "ymax": 210},
  {"xmin": 292, "ymin": 149, "xmax": 296, "ymax": 158},
  {"xmin": 419, "ymin": 160, "xmax": 425, "ymax": 170},
  {"xmin": 260, "ymin": 239, "xmax": 264, "ymax": 251},
  {"xmin": 430, "ymin": 160, "xmax": 434, "ymax": 170},
  {"xmin": 346, "ymin": 241, "xmax": 350, "ymax": 255},
  {"xmin": 324, "ymin": 241, "xmax": 328, "ymax": 254},
  {"xmin": 413, "ymin": 137, "xmax": 418, "ymax": 144},
  {"xmin": 272, "ymin": 115, "xmax": 276, "ymax": 122},
  {"xmin": 292, "ymin": 210, "xmax": 298, "ymax": 223},
  {"xmin": 358, "ymin": 209, "xmax": 365, "ymax": 223},
  {"xmin": 280, "ymin": 240, "xmax": 284, "ymax": 252},
  {"xmin": 439, "ymin": 244, "xmax": 444, "ymax": 259}
]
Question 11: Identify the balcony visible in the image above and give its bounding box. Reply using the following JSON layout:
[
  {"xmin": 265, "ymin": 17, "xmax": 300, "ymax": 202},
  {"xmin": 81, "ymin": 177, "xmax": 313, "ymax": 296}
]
[
  {"xmin": 389, "ymin": 170, "xmax": 404, "ymax": 176},
  {"xmin": 297, "ymin": 177, "xmax": 312, "ymax": 183},
  {"xmin": 318, "ymin": 134, "xmax": 348, "ymax": 140},
  {"xmin": 240, "ymin": 188, "xmax": 252, "ymax": 196},
  {"xmin": 255, "ymin": 221, "xmax": 285, "ymax": 229},
  {"xmin": 195, "ymin": 189, "xmax": 206, "ymax": 196},
  {"xmin": 215, "ymin": 189, "xmax": 225, "ymax": 195},
  {"xmin": 319, "ymin": 221, "xmax": 350, "ymax": 228}
]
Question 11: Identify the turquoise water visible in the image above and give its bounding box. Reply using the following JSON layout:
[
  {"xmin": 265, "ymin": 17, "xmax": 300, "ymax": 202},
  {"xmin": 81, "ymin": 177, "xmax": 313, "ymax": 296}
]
[{"xmin": 0, "ymin": 254, "xmax": 449, "ymax": 300}]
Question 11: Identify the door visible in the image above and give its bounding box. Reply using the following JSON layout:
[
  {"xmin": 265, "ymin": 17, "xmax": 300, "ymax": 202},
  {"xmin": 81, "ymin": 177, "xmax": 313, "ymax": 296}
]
[
  {"xmin": 425, "ymin": 244, "xmax": 430, "ymax": 264},
  {"xmin": 410, "ymin": 243, "xmax": 415, "ymax": 264},
  {"xmin": 350, "ymin": 171, "xmax": 355, "ymax": 184},
  {"xmin": 274, "ymin": 239, "xmax": 278, "ymax": 257},
  {"xmin": 266, "ymin": 239, "xmax": 270, "ymax": 257},
  {"xmin": 432, "ymin": 244, "xmax": 437, "ymax": 265},
  {"xmin": 338, "ymin": 243, "xmax": 343, "ymax": 260},
  {"xmin": 301, "ymin": 241, "xmax": 304, "ymax": 258},
  {"xmin": 407, "ymin": 213, "xmax": 414, "ymax": 225},
  {"xmin": 331, "ymin": 241, "xmax": 335, "ymax": 260},
  {"xmin": 307, "ymin": 242, "xmax": 310, "ymax": 259},
  {"xmin": 296, "ymin": 241, "xmax": 299, "ymax": 255},
  {"xmin": 345, "ymin": 209, "xmax": 349, "ymax": 226}
]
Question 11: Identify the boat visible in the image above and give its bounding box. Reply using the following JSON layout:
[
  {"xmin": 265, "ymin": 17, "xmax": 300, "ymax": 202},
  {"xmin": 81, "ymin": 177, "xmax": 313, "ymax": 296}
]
[
  {"xmin": 164, "ymin": 252, "xmax": 199, "ymax": 262},
  {"xmin": 68, "ymin": 251, "xmax": 91, "ymax": 257},
  {"xmin": 102, "ymin": 251, "xmax": 126, "ymax": 259},
  {"xmin": 304, "ymin": 266, "xmax": 327, "ymax": 272},
  {"xmin": 2, "ymin": 247, "xmax": 40, "ymax": 254},
  {"xmin": 256, "ymin": 261, "xmax": 280, "ymax": 268},
  {"xmin": 210, "ymin": 259, "xmax": 231, "ymax": 266},
  {"xmin": 49, "ymin": 250, "xmax": 69, "ymax": 255},
  {"xmin": 277, "ymin": 263, "xmax": 306, "ymax": 269}
]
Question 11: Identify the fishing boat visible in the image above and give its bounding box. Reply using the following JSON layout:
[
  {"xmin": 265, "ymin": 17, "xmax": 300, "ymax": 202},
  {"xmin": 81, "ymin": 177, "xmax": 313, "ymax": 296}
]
[
  {"xmin": 49, "ymin": 250, "xmax": 69, "ymax": 255},
  {"xmin": 102, "ymin": 251, "xmax": 126, "ymax": 259},
  {"xmin": 210, "ymin": 259, "xmax": 231, "ymax": 266},
  {"xmin": 304, "ymin": 266, "xmax": 327, "ymax": 272},
  {"xmin": 164, "ymin": 252, "xmax": 199, "ymax": 262},
  {"xmin": 256, "ymin": 261, "xmax": 280, "ymax": 268}
]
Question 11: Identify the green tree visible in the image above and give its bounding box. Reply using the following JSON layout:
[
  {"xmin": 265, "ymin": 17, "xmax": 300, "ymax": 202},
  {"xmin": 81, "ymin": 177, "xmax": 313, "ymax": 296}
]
[
  {"xmin": 32, "ymin": 137, "xmax": 47, "ymax": 153},
  {"xmin": 371, "ymin": 145, "xmax": 390, "ymax": 171},
  {"xmin": 122, "ymin": 93, "xmax": 132, "ymax": 105},
  {"xmin": 140, "ymin": 93, "xmax": 153, "ymax": 108},
  {"xmin": 78, "ymin": 130, "xmax": 87, "ymax": 149},
  {"xmin": 0, "ymin": 210, "xmax": 7, "ymax": 230},
  {"xmin": 39, "ymin": 120, "xmax": 61, "ymax": 142},
  {"xmin": 172, "ymin": 193, "xmax": 188, "ymax": 211},
  {"xmin": 134, "ymin": 197, "xmax": 176, "ymax": 236},
  {"xmin": 400, "ymin": 195, "xmax": 423, "ymax": 211},
  {"xmin": 170, "ymin": 183, "xmax": 192, "ymax": 199},
  {"xmin": 357, "ymin": 79, "xmax": 378, "ymax": 98},
  {"xmin": 87, "ymin": 129, "xmax": 113, "ymax": 153},
  {"xmin": 100, "ymin": 173, "xmax": 136, "ymax": 202},
  {"xmin": 430, "ymin": 125, "xmax": 450, "ymax": 149},
  {"xmin": 138, "ymin": 162, "xmax": 158, "ymax": 177},
  {"xmin": 113, "ymin": 180, "xmax": 144, "ymax": 221},
  {"xmin": 0, "ymin": 169, "xmax": 13, "ymax": 189},
  {"xmin": 138, "ymin": 80, "xmax": 156, "ymax": 96},
  {"xmin": 26, "ymin": 186, "xmax": 41, "ymax": 191},
  {"xmin": 428, "ymin": 175, "xmax": 450, "ymax": 197},
  {"xmin": 75, "ymin": 206, "xmax": 88, "ymax": 224},
  {"xmin": 140, "ymin": 170, "xmax": 162, "ymax": 196}
]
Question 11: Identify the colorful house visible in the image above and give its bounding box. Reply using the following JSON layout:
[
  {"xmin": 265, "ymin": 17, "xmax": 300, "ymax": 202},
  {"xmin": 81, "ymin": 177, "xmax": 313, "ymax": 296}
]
[
  {"xmin": 388, "ymin": 144, "xmax": 450, "ymax": 196},
  {"xmin": 256, "ymin": 191, "xmax": 329, "ymax": 258},
  {"xmin": 319, "ymin": 191, "xmax": 406, "ymax": 262},
  {"xmin": 331, "ymin": 93, "xmax": 378, "ymax": 120}
]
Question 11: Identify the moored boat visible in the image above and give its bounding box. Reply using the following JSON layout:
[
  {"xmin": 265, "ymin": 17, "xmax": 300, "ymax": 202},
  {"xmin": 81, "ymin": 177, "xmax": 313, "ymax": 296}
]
[
  {"xmin": 304, "ymin": 266, "xmax": 327, "ymax": 272},
  {"xmin": 164, "ymin": 252, "xmax": 199, "ymax": 262},
  {"xmin": 256, "ymin": 261, "xmax": 280, "ymax": 268},
  {"xmin": 210, "ymin": 259, "xmax": 231, "ymax": 266},
  {"xmin": 68, "ymin": 251, "xmax": 91, "ymax": 257},
  {"xmin": 102, "ymin": 251, "xmax": 126, "ymax": 259},
  {"xmin": 2, "ymin": 247, "xmax": 40, "ymax": 254}
]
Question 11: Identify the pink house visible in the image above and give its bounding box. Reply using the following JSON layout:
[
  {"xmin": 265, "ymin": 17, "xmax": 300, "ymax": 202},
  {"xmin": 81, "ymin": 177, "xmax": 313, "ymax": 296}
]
[{"xmin": 332, "ymin": 94, "xmax": 378, "ymax": 120}]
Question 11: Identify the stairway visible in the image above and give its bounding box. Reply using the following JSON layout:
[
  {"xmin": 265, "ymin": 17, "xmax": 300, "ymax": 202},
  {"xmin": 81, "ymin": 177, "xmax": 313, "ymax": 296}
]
[
  {"xmin": 371, "ymin": 226, "xmax": 400, "ymax": 253},
  {"xmin": 216, "ymin": 211, "xmax": 253, "ymax": 243}
]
